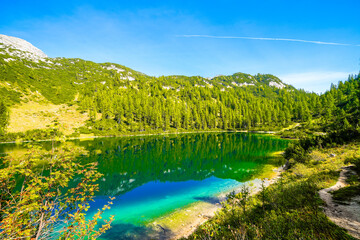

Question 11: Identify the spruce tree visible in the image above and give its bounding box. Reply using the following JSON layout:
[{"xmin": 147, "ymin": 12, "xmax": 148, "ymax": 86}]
[{"xmin": 0, "ymin": 100, "xmax": 9, "ymax": 136}]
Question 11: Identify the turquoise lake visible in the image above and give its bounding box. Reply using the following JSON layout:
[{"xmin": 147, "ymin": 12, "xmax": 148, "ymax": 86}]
[{"xmin": 0, "ymin": 132, "xmax": 289, "ymax": 239}]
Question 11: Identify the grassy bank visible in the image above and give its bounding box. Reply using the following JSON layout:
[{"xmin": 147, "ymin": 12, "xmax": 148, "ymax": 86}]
[
  {"xmin": 332, "ymin": 152, "xmax": 360, "ymax": 204},
  {"xmin": 183, "ymin": 142, "xmax": 360, "ymax": 240}
]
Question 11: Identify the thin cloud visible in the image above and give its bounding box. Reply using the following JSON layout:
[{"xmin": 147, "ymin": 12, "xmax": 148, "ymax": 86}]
[{"xmin": 178, "ymin": 35, "xmax": 360, "ymax": 47}]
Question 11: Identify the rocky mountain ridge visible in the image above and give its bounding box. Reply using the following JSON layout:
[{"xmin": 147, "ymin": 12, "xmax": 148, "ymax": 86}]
[
  {"xmin": 0, "ymin": 34, "xmax": 48, "ymax": 62},
  {"xmin": 0, "ymin": 34, "xmax": 293, "ymax": 106}
]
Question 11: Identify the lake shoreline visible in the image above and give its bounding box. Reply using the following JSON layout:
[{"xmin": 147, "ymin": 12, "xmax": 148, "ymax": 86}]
[
  {"xmin": 149, "ymin": 165, "xmax": 284, "ymax": 240},
  {"xmin": 0, "ymin": 129, "xmax": 279, "ymax": 145},
  {"xmin": 0, "ymin": 130, "xmax": 290, "ymax": 240}
]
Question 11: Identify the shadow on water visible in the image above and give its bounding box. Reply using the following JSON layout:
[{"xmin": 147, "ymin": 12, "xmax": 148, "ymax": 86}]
[
  {"xmin": 100, "ymin": 222, "xmax": 174, "ymax": 240},
  {"xmin": 193, "ymin": 196, "xmax": 222, "ymax": 204},
  {"xmin": 74, "ymin": 132, "xmax": 289, "ymax": 197}
]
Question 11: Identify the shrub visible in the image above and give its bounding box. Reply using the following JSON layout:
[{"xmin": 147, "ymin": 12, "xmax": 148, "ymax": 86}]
[{"xmin": 0, "ymin": 144, "xmax": 114, "ymax": 239}]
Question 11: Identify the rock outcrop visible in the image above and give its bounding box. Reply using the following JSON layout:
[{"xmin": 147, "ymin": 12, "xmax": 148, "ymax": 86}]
[{"xmin": 0, "ymin": 34, "xmax": 48, "ymax": 62}]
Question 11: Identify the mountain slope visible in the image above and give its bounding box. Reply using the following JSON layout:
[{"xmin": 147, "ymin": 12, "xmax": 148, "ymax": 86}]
[
  {"xmin": 0, "ymin": 34, "xmax": 47, "ymax": 60},
  {"xmin": 0, "ymin": 34, "xmax": 294, "ymax": 105},
  {"xmin": 0, "ymin": 43, "xmax": 144, "ymax": 104},
  {"xmin": 0, "ymin": 34, "xmax": 319, "ymax": 139}
]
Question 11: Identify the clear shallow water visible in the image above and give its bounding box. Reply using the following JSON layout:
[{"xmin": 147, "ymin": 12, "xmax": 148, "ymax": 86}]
[
  {"xmin": 92, "ymin": 177, "xmax": 242, "ymax": 223},
  {"xmin": 0, "ymin": 132, "xmax": 289, "ymax": 239}
]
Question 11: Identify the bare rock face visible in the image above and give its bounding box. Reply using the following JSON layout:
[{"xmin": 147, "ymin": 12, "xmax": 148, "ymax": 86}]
[
  {"xmin": 269, "ymin": 81, "xmax": 286, "ymax": 89},
  {"xmin": 0, "ymin": 34, "xmax": 48, "ymax": 62}
]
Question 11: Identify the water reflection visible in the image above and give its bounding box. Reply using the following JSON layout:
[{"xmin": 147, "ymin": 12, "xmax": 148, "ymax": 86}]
[
  {"xmin": 73, "ymin": 133, "xmax": 288, "ymax": 196},
  {"xmin": 0, "ymin": 133, "xmax": 289, "ymax": 239}
]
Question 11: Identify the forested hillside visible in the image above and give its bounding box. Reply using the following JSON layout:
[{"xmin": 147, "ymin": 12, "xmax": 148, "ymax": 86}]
[
  {"xmin": 283, "ymin": 73, "xmax": 360, "ymax": 163},
  {"xmin": 1, "ymin": 35, "xmax": 360, "ymax": 239},
  {"xmin": 78, "ymin": 73, "xmax": 319, "ymax": 135},
  {"xmin": 0, "ymin": 38, "xmax": 325, "ymax": 139},
  {"xmin": 183, "ymin": 69, "xmax": 360, "ymax": 240},
  {"xmin": 1, "ymin": 35, "xmax": 358, "ymax": 140},
  {"xmin": 321, "ymin": 75, "xmax": 360, "ymax": 132}
]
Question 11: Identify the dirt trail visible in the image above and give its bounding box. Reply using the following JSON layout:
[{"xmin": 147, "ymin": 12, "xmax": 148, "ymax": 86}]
[{"xmin": 319, "ymin": 166, "xmax": 360, "ymax": 239}]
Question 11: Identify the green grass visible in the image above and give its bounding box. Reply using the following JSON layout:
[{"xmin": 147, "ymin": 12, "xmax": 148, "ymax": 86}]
[
  {"xmin": 183, "ymin": 143, "xmax": 360, "ymax": 240},
  {"xmin": 333, "ymin": 184, "xmax": 360, "ymax": 204},
  {"xmin": 332, "ymin": 156, "xmax": 360, "ymax": 203}
]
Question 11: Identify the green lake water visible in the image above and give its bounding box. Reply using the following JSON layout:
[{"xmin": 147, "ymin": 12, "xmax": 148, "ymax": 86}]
[{"xmin": 0, "ymin": 132, "xmax": 289, "ymax": 239}]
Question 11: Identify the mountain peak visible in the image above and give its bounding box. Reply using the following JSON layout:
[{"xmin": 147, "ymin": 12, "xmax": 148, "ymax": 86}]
[{"xmin": 0, "ymin": 34, "xmax": 48, "ymax": 61}]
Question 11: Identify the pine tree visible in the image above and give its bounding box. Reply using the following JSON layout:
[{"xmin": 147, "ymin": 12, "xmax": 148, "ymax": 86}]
[{"xmin": 0, "ymin": 100, "xmax": 9, "ymax": 136}]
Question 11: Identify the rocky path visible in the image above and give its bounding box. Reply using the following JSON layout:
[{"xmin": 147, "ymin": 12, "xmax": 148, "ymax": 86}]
[{"xmin": 319, "ymin": 166, "xmax": 360, "ymax": 239}]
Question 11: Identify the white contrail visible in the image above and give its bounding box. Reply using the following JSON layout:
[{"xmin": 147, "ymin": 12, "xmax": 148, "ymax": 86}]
[{"xmin": 178, "ymin": 35, "xmax": 360, "ymax": 47}]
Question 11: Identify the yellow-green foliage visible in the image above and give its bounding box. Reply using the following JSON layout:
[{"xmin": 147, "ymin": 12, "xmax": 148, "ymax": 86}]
[
  {"xmin": 7, "ymin": 101, "xmax": 89, "ymax": 136},
  {"xmin": 0, "ymin": 100, "xmax": 9, "ymax": 136},
  {"xmin": 0, "ymin": 143, "xmax": 114, "ymax": 239},
  {"xmin": 332, "ymin": 149, "xmax": 360, "ymax": 203},
  {"xmin": 0, "ymin": 45, "xmax": 323, "ymax": 137}
]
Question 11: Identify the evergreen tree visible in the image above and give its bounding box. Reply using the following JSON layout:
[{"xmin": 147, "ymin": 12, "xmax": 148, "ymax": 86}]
[{"xmin": 0, "ymin": 100, "xmax": 9, "ymax": 136}]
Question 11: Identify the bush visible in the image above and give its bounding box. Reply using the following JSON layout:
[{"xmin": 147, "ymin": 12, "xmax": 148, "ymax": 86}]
[
  {"xmin": 344, "ymin": 156, "xmax": 360, "ymax": 174},
  {"xmin": 0, "ymin": 128, "xmax": 63, "ymax": 142},
  {"xmin": 283, "ymin": 143, "xmax": 310, "ymax": 163},
  {"xmin": 0, "ymin": 144, "xmax": 114, "ymax": 239}
]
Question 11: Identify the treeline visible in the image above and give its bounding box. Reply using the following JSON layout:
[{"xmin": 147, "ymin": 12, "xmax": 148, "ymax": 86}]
[
  {"xmin": 183, "ymin": 73, "xmax": 360, "ymax": 240},
  {"xmin": 285, "ymin": 73, "xmax": 360, "ymax": 164},
  {"xmin": 0, "ymin": 100, "xmax": 8, "ymax": 136},
  {"xmin": 78, "ymin": 74, "xmax": 319, "ymax": 135},
  {"xmin": 1, "ymin": 44, "xmax": 358, "ymax": 138},
  {"xmin": 321, "ymin": 74, "xmax": 360, "ymax": 131},
  {"xmin": 0, "ymin": 46, "xmax": 324, "ymax": 136}
]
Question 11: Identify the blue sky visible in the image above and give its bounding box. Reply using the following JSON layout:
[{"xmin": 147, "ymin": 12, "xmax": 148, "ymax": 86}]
[{"xmin": 1, "ymin": 0, "xmax": 359, "ymax": 93}]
